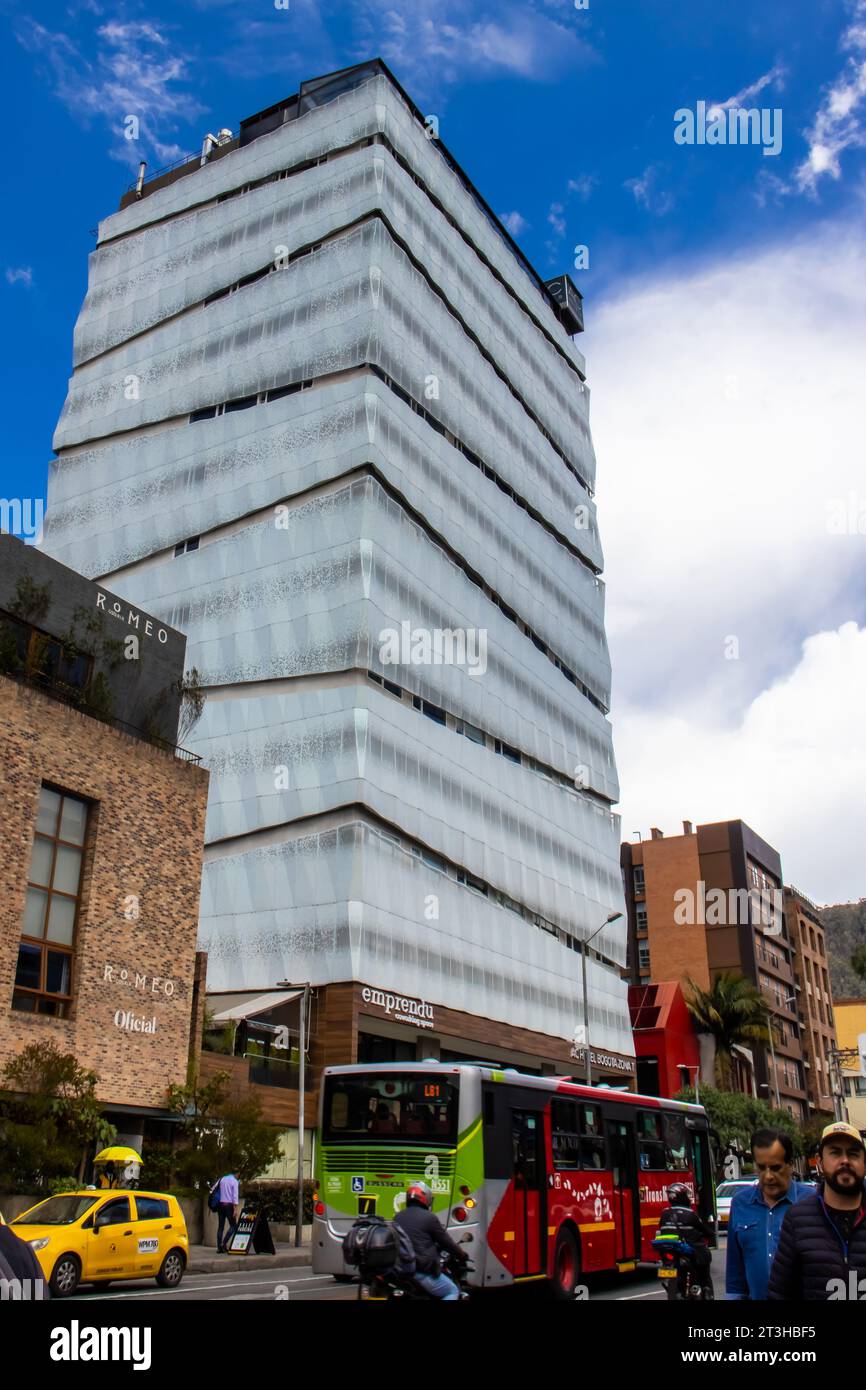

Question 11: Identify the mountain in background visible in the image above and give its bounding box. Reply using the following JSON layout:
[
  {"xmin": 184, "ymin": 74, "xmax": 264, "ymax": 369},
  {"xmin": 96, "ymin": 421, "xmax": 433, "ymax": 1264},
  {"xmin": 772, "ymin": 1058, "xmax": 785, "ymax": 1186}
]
[{"xmin": 819, "ymin": 901, "xmax": 866, "ymax": 1000}]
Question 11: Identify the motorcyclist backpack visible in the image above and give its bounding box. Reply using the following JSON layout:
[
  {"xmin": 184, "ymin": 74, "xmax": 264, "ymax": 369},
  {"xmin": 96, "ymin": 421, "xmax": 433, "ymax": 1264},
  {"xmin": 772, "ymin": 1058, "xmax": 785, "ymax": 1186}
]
[{"xmin": 343, "ymin": 1216, "xmax": 416, "ymax": 1277}]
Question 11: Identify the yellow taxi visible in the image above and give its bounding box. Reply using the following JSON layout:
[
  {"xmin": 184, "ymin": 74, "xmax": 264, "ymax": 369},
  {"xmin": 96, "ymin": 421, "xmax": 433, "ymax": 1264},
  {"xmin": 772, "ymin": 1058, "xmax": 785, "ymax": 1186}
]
[{"xmin": 11, "ymin": 1189, "xmax": 189, "ymax": 1297}]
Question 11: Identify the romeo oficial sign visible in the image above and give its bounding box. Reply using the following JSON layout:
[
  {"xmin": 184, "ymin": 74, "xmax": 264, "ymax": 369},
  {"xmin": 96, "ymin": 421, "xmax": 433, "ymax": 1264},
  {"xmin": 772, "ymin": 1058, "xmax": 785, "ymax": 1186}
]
[{"xmin": 361, "ymin": 985, "xmax": 436, "ymax": 1029}]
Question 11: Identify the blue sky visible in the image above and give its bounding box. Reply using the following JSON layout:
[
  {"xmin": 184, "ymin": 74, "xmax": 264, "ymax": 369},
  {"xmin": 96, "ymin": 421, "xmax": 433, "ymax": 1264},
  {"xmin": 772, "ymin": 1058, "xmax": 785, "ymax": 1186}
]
[{"xmin": 2, "ymin": 0, "xmax": 866, "ymax": 901}]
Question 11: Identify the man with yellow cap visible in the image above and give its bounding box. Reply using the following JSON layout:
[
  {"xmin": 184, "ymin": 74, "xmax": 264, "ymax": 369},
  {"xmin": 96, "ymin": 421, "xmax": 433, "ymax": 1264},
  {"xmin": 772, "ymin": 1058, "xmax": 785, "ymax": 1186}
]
[{"xmin": 768, "ymin": 1122, "xmax": 866, "ymax": 1300}]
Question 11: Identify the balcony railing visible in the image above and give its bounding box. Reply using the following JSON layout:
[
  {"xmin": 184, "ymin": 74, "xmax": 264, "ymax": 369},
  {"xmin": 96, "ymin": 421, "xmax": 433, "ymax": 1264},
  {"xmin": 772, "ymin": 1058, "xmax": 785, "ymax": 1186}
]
[{"xmin": 2, "ymin": 661, "xmax": 201, "ymax": 763}]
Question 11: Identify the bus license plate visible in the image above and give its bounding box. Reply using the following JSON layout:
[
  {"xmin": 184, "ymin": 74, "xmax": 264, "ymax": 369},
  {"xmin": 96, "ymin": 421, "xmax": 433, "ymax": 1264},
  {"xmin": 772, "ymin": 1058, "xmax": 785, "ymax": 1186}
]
[{"xmin": 658, "ymin": 1268, "xmax": 678, "ymax": 1278}]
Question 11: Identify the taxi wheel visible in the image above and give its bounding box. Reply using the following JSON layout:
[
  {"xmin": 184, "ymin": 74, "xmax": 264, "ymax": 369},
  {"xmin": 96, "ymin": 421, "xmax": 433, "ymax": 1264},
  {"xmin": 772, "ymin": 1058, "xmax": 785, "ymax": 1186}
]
[
  {"xmin": 50, "ymin": 1253, "xmax": 81, "ymax": 1298},
  {"xmin": 156, "ymin": 1249, "xmax": 186, "ymax": 1287}
]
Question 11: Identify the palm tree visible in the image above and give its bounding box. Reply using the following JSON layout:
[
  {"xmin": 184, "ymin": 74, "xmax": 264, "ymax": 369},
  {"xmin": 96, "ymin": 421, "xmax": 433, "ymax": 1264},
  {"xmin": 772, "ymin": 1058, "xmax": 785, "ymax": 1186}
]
[{"xmin": 685, "ymin": 972, "xmax": 772, "ymax": 1091}]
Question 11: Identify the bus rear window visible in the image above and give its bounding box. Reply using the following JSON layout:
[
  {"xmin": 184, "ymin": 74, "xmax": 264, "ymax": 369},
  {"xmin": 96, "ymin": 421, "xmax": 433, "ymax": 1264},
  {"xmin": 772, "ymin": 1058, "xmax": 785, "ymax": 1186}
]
[{"xmin": 323, "ymin": 1074, "xmax": 459, "ymax": 1143}]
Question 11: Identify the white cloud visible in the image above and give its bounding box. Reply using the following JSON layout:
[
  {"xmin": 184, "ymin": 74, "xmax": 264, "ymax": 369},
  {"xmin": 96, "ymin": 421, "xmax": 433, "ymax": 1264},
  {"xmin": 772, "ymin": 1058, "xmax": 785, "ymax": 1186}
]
[
  {"xmin": 547, "ymin": 202, "xmax": 566, "ymax": 237},
  {"xmin": 354, "ymin": 0, "xmax": 596, "ymax": 93},
  {"xmin": 567, "ymin": 173, "xmax": 598, "ymax": 201},
  {"xmin": 586, "ymin": 224, "xmax": 866, "ymax": 901},
  {"xmin": 796, "ymin": 1, "xmax": 866, "ymax": 193},
  {"xmin": 499, "ymin": 210, "xmax": 529, "ymax": 236},
  {"xmin": 623, "ymin": 163, "xmax": 673, "ymax": 215},
  {"xmin": 615, "ymin": 623, "xmax": 866, "ymax": 902},
  {"xmin": 15, "ymin": 17, "xmax": 206, "ymax": 168},
  {"xmin": 5, "ymin": 267, "xmax": 33, "ymax": 287},
  {"xmin": 707, "ymin": 62, "xmax": 787, "ymax": 119}
]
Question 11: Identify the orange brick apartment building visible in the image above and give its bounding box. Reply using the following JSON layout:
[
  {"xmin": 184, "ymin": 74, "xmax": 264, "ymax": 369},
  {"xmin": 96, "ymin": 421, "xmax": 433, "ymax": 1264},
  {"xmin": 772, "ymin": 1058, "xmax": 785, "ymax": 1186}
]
[{"xmin": 621, "ymin": 820, "xmax": 810, "ymax": 1121}]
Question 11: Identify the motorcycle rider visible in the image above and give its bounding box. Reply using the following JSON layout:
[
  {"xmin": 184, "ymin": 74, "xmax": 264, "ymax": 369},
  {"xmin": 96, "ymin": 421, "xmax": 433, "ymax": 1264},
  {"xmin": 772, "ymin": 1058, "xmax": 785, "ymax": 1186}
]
[
  {"xmin": 393, "ymin": 1180, "xmax": 468, "ymax": 1300},
  {"xmin": 656, "ymin": 1181, "xmax": 714, "ymax": 1299}
]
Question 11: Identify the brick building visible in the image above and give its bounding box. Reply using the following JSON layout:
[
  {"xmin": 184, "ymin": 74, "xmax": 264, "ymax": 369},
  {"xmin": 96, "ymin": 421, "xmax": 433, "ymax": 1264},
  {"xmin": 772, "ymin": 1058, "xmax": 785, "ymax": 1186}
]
[
  {"xmin": 621, "ymin": 820, "xmax": 810, "ymax": 1122},
  {"xmin": 0, "ymin": 533, "xmax": 209, "ymax": 1146},
  {"xmin": 784, "ymin": 885, "xmax": 838, "ymax": 1122}
]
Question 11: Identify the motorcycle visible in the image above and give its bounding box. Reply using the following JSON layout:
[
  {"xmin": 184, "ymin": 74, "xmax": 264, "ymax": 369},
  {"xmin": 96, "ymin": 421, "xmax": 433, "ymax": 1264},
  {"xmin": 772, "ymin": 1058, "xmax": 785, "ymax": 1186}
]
[
  {"xmin": 651, "ymin": 1233, "xmax": 713, "ymax": 1301},
  {"xmin": 361, "ymin": 1250, "xmax": 473, "ymax": 1301}
]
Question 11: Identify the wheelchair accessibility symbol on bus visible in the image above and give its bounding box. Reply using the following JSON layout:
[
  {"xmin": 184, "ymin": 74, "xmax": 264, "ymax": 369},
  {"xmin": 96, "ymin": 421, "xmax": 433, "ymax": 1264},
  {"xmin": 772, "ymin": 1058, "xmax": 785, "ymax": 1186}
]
[{"xmin": 351, "ymin": 1176, "xmax": 365, "ymax": 1193}]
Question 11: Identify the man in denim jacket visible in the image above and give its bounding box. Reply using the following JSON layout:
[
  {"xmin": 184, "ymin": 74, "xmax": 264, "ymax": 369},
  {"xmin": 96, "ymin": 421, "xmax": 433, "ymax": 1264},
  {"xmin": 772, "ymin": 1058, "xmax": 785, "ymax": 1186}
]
[{"xmin": 725, "ymin": 1129, "xmax": 813, "ymax": 1300}]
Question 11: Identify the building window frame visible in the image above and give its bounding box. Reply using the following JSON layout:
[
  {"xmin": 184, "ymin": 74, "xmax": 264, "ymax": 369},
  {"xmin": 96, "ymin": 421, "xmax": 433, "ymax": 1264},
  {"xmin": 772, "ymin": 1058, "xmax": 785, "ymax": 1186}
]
[{"xmin": 12, "ymin": 785, "xmax": 90, "ymax": 1018}]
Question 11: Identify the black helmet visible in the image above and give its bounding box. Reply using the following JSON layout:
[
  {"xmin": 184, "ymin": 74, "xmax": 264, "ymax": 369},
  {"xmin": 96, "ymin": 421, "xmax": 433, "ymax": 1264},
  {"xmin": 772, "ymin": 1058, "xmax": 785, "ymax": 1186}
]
[{"xmin": 667, "ymin": 1182, "xmax": 691, "ymax": 1207}]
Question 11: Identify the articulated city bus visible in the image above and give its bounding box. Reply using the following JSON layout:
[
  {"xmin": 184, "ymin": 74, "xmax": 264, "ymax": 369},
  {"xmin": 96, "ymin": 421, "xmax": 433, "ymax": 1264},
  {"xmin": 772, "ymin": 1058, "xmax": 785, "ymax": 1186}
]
[{"xmin": 311, "ymin": 1062, "xmax": 718, "ymax": 1295}]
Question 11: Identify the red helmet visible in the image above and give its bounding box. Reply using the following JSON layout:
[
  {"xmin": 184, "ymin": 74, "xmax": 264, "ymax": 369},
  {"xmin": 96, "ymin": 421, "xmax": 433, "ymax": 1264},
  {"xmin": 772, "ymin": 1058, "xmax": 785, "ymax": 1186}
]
[{"xmin": 406, "ymin": 1180, "xmax": 433, "ymax": 1209}]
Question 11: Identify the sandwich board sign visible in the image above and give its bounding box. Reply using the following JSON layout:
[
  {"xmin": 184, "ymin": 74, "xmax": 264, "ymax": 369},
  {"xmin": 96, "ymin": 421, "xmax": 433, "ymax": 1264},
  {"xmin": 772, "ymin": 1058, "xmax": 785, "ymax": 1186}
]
[{"xmin": 227, "ymin": 1204, "xmax": 276, "ymax": 1255}]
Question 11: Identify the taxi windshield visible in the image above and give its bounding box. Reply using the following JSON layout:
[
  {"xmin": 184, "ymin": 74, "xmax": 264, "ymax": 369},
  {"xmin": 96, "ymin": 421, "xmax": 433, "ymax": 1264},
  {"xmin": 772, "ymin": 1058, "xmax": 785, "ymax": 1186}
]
[
  {"xmin": 13, "ymin": 1194, "xmax": 98, "ymax": 1226},
  {"xmin": 324, "ymin": 1073, "xmax": 458, "ymax": 1143}
]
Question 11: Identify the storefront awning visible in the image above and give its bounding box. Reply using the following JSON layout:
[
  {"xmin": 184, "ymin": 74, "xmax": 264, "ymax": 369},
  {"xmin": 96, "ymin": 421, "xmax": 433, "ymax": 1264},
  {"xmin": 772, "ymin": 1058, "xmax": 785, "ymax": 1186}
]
[{"xmin": 210, "ymin": 989, "xmax": 302, "ymax": 1023}]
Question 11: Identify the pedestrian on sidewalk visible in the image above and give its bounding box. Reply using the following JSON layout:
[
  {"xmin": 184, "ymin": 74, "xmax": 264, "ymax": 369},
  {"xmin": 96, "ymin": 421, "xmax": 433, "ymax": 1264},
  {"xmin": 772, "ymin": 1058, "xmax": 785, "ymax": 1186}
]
[{"xmin": 214, "ymin": 1169, "xmax": 240, "ymax": 1253}]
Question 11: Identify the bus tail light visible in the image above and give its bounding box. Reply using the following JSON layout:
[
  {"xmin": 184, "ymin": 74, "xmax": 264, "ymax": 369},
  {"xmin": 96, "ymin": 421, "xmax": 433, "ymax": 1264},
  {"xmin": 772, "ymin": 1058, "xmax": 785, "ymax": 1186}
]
[
  {"xmin": 314, "ymin": 1200, "xmax": 325, "ymax": 1216},
  {"xmin": 460, "ymin": 1185, "xmax": 471, "ymax": 1196},
  {"xmin": 465, "ymin": 1197, "xmax": 476, "ymax": 1209},
  {"xmin": 453, "ymin": 1207, "xmax": 467, "ymax": 1222}
]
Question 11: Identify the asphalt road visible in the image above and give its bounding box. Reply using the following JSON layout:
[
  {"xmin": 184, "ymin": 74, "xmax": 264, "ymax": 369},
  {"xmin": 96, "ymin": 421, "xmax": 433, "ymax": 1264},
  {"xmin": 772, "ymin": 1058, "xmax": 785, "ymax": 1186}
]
[{"xmin": 64, "ymin": 1240, "xmax": 728, "ymax": 1303}]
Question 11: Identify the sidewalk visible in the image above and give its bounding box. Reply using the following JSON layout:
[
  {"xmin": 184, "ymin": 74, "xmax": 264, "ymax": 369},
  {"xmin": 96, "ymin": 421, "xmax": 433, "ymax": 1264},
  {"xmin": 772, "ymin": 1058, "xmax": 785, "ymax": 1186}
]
[{"xmin": 189, "ymin": 1227, "xmax": 314, "ymax": 1274}]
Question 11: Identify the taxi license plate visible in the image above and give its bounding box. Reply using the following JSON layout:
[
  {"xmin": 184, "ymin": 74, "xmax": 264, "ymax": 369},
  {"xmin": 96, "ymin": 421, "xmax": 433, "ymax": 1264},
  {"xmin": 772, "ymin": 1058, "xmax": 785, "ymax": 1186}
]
[{"xmin": 658, "ymin": 1269, "xmax": 678, "ymax": 1278}]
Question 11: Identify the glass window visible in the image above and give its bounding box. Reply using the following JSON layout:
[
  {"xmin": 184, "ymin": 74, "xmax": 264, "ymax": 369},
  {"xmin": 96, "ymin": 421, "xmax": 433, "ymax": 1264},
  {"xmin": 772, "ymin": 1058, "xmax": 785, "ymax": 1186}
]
[
  {"xmin": 323, "ymin": 1074, "xmax": 458, "ymax": 1144},
  {"xmin": 46, "ymin": 895, "xmax": 76, "ymax": 945},
  {"xmin": 36, "ymin": 788, "xmax": 61, "ymax": 836},
  {"xmin": 638, "ymin": 1109, "xmax": 666, "ymax": 1170},
  {"xmin": 53, "ymin": 844, "xmax": 83, "ymax": 896},
  {"xmin": 662, "ymin": 1112, "xmax": 688, "ymax": 1170},
  {"xmin": 12, "ymin": 1195, "xmax": 98, "ymax": 1226},
  {"xmin": 15, "ymin": 943, "xmax": 41, "ymax": 990},
  {"xmin": 582, "ymin": 1104, "xmax": 601, "ymax": 1136},
  {"xmin": 23, "ymin": 887, "xmax": 48, "ymax": 937},
  {"xmin": 14, "ymin": 786, "xmax": 87, "ymax": 1017},
  {"xmin": 59, "ymin": 796, "xmax": 88, "ymax": 845},
  {"xmin": 135, "ymin": 1197, "xmax": 170, "ymax": 1221},
  {"xmin": 28, "ymin": 837, "xmax": 54, "ymax": 888},
  {"xmin": 581, "ymin": 1137, "xmax": 606, "ymax": 1169},
  {"xmin": 97, "ymin": 1198, "xmax": 131, "ymax": 1226}
]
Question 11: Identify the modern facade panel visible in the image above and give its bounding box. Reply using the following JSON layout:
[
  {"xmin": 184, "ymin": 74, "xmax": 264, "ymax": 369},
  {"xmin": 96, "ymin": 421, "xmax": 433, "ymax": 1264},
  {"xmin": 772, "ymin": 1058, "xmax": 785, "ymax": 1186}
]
[{"xmin": 44, "ymin": 60, "xmax": 631, "ymax": 1078}]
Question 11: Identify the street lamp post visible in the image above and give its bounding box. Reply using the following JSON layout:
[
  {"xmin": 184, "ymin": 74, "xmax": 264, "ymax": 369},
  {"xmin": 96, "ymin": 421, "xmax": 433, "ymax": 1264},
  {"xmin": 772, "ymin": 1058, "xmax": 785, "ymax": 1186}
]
[
  {"xmin": 277, "ymin": 980, "xmax": 312, "ymax": 1249},
  {"xmin": 580, "ymin": 911, "xmax": 623, "ymax": 1086}
]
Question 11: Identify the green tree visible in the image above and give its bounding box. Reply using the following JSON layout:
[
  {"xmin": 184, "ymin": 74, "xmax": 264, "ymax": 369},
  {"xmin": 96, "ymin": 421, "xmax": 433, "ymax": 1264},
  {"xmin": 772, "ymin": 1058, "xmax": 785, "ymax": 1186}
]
[
  {"xmin": 163, "ymin": 1069, "xmax": 282, "ymax": 1191},
  {"xmin": 0, "ymin": 1042, "xmax": 115, "ymax": 1191},
  {"xmin": 685, "ymin": 972, "xmax": 772, "ymax": 1090},
  {"xmin": 675, "ymin": 1084, "xmax": 803, "ymax": 1159},
  {"xmin": 852, "ymin": 943, "xmax": 866, "ymax": 983}
]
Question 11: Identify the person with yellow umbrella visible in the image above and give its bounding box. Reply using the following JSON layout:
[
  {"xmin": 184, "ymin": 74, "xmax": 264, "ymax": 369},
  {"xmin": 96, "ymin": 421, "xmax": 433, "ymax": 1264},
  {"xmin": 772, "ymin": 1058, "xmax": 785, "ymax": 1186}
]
[{"xmin": 92, "ymin": 1146, "xmax": 143, "ymax": 1190}]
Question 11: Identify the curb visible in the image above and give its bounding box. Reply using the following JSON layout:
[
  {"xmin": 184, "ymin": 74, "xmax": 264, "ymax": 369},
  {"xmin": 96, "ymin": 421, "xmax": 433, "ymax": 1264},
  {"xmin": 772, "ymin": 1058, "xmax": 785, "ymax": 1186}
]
[{"xmin": 189, "ymin": 1248, "xmax": 313, "ymax": 1274}]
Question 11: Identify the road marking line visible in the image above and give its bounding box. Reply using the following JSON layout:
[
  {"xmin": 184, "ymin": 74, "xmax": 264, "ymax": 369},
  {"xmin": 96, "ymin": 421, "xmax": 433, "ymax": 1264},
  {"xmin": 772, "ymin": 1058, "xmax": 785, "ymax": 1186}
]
[{"xmin": 70, "ymin": 1275, "xmax": 333, "ymax": 1300}]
